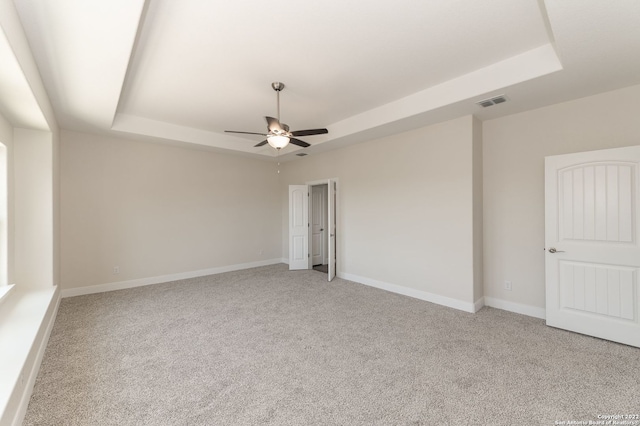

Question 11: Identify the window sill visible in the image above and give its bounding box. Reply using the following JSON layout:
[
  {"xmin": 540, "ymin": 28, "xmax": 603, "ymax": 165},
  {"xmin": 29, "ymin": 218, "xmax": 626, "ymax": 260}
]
[
  {"xmin": 0, "ymin": 286, "xmax": 58, "ymax": 425},
  {"xmin": 0, "ymin": 284, "xmax": 15, "ymax": 308}
]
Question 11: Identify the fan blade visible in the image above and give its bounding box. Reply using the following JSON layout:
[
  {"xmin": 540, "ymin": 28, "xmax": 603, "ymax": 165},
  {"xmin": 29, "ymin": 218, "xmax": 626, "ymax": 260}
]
[
  {"xmin": 254, "ymin": 140, "xmax": 268, "ymax": 147},
  {"xmin": 225, "ymin": 130, "xmax": 268, "ymax": 136},
  {"xmin": 289, "ymin": 138, "xmax": 310, "ymax": 148},
  {"xmin": 291, "ymin": 128, "xmax": 328, "ymax": 137},
  {"xmin": 266, "ymin": 116, "xmax": 282, "ymax": 132}
]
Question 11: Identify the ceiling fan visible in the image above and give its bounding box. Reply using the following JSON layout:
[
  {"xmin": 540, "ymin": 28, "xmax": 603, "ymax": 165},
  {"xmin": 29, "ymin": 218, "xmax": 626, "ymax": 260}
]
[{"xmin": 225, "ymin": 82, "xmax": 328, "ymax": 150}]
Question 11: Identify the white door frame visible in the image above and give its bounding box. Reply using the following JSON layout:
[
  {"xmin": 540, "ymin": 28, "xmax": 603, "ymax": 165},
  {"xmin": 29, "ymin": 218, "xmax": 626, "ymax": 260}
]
[{"xmin": 306, "ymin": 178, "xmax": 339, "ymax": 280}]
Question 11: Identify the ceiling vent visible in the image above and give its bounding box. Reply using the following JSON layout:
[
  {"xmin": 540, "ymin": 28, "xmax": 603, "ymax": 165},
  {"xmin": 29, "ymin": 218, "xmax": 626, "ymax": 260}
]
[
  {"xmin": 476, "ymin": 95, "xmax": 508, "ymax": 108},
  {"xmin": 296, "ymin": 153, "xmax": 308, "ymax": 156}
]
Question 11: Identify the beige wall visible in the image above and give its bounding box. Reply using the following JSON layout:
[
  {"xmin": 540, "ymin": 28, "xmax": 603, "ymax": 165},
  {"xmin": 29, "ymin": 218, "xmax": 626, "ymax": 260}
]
[
  {"xmin": 0, "ymin": 113, "xmax": 13, "ymax": 286},
  {"xmin": 14, "ymin": 129, "xmax": 54, "ymax": 289},
  {"xmin": 52, "ymin": 130, "xmax": 60, "ymax": 286},
  {"xmin": 0, "ymin": 113, "xmax": 11, "ymax": 144},
  {"xmin": 60, "ymin": 130, "xmax": 281, "ymax": 289},
  {"xmin": 472, "ymin": 116, "xmax": 483, "ymax": 302},
  {"xmin": 0, "ymin": 120, "xmax": 58, "ymax": 292},
  {"xmin": 280, "ymin": 115, "xmax": 480, "ymax": 307},
  {"xmin": 0, "ymin": 0, "xmax": 59, "ymax": 290},
  {"xmin": 56, "ymin": 84, "xmax": 640, "ymax": 312},
  {"xmin": 483, "ymin": 83, "xmax": 640, "ymax": 312}
]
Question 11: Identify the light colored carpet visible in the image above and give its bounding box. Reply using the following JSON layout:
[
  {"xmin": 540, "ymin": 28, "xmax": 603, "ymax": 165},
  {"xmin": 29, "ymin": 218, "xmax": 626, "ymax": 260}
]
[{"xmin": 24, "ymin": 264, "xmax": 639, "ymax": 425}]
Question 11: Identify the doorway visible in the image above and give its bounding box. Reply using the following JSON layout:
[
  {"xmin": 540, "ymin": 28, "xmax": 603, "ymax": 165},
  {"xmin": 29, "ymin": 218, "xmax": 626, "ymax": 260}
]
[
  {"xmin": 310, "ymin": 184, "xmax": 328, "ymax": 273},
  {"xmin": 288, "ymin": 178, "xmax": 338, "ymax": 281}
]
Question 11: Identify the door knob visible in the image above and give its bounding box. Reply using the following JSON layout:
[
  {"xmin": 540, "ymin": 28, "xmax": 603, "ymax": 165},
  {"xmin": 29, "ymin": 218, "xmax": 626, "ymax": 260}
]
[
  {"xmin": 320, "ymin": 228, "xmax": 324, "ymax": 231},
  {"xmin": 548, "ymin": 247, "xmax": 565, "ymax": 253}
]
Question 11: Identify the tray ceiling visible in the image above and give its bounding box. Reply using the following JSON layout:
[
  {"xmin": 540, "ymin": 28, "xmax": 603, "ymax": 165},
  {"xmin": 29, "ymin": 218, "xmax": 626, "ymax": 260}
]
[{"xmin": 12, "ymin": 0, "xmax": 640, "ymax": 160}]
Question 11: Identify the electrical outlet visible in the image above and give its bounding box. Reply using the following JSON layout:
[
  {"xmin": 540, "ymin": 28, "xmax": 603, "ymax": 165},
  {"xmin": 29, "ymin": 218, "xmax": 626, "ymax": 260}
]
[
  {"xmin": 113, "ymin": 266, "xmax": 120, "ymax": 274},
  {"xmin": 259, "ymin": 249, "xmax": 263, "ymax": 255},
  {"xmin": 504, "ymin": 280, "xmax": 512, "ymax": 291}
]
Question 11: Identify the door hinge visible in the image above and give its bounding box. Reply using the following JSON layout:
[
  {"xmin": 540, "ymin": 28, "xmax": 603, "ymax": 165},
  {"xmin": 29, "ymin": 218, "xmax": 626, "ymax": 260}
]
[{"xmin": 308, "ymin": 253, "xmax": 310, "ymax": 258}]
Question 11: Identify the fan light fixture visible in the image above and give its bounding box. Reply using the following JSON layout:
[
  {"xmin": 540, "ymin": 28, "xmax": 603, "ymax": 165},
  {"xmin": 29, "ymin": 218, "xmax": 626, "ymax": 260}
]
[
  {"xmin": 224, "ymin": 82, "xmax": 328, "ymax": 151},
  {"xmin": 267, "ymin": 134, "xmax": 290, "ymax": 149}
]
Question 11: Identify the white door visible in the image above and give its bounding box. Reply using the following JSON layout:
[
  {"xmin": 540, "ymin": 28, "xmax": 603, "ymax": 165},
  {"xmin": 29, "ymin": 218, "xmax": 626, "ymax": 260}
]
[
  {"xmin": 311, "ymin": 185, "xmax": 326, "ymax": 266},
  {"xmin": 328, "ymin": 179, "xmax": 337, "ymax": 281},
  {"xmin": 545, "ymin": 145, "xmax": 640, "ymax": 347},
  {"xmin": 289, "ymin": 185, "xmax": 309, "ymax": 270}
]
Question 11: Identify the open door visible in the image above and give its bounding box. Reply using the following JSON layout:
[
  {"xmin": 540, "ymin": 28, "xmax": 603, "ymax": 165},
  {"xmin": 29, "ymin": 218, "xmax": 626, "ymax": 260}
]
[
  {"xmin": 328, "ymin": 179, "xmax": 336, "ymax": 281},
  {"xmin": 289, "ymin": 185, "xmax": 309, "ymax": 270},
  {"xmin": 310, "ymin": 185, "xmax": 327, "ymax": 267},
  {"xmin": 545, "ymin": 145, "xmax": 640, "ymax": 347}
]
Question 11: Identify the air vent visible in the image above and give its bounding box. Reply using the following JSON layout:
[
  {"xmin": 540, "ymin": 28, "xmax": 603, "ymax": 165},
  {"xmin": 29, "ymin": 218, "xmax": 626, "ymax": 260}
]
[
  {"xmin": 296, "ymin": 153, "xmax": 308, "ymax": 156},
  {"xmin": 476, "ymin": 95, "xmax": 508, "ymax": 108}
]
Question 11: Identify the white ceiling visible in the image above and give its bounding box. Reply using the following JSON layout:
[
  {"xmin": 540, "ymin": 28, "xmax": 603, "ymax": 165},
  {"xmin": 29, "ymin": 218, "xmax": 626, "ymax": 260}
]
[{"xmin": 12, "ymin": 0, "xmax": 640, "ymax": 160}]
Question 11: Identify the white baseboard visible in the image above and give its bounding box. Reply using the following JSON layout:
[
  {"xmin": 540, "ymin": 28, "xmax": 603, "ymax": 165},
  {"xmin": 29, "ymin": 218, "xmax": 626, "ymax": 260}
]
[
  {"xmin": 61, "ymin": 258, "xmax": 283, "ymax": 298},
  {"xmin": 335, "ymin": 273, "xmax": 544, "ymax": 319},
  {"xmin": 484, "ymin": 296, "xmax": 546, "ymax": 319},
  {"xmin": 337, "ymin": 272, "xmax": 478, "ymax": 314},
  {"xmin": 280, "ymin": 258, "xmax": 289, "ymax": 265}
]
